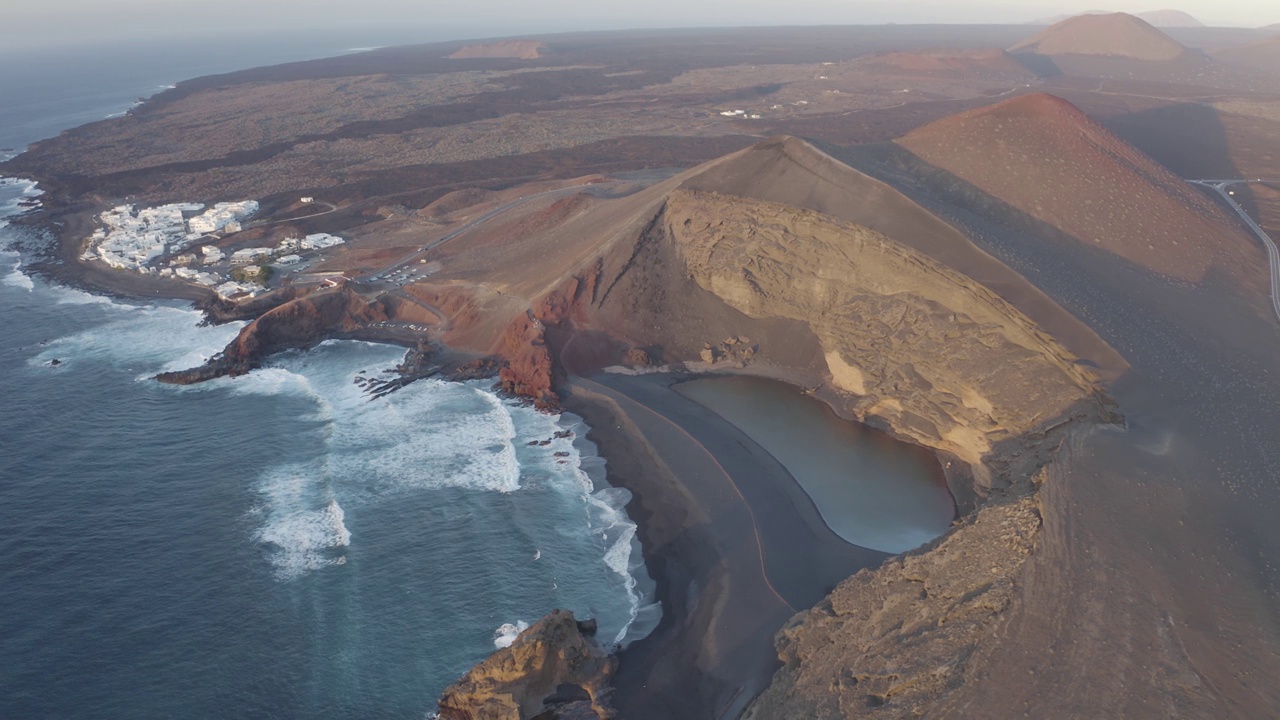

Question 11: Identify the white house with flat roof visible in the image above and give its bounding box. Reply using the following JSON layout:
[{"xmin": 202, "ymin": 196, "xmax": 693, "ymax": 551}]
[
  {"xmin": 300, "ymin": 233, "xmax": 344, "ymax": 250},
  {"xmin": 230, "ymin": 247, "xmax": 273, "ymax": 264}
]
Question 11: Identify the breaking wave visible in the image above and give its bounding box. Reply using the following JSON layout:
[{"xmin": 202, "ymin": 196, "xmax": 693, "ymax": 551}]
[
  {"xmin": 493, "ymin": 620, "xmax": 530, "ymax": 649},
  {"xmin": 28, "ymin": 300, "xmax": 243, "ymax": 377},
  {"xmin": 254, "ymin": 496, "xmax": 351, "ymax": 580},
  {"xmin": 2, "ymin": 252, "xmax": 32, "ymax": 291}
]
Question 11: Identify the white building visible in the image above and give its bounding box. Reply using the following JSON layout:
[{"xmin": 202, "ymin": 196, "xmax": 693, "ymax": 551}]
[
  {"xmin": 201, "ymin": 246, "xmax": 225, "ymax": 264},
  {"xmin": 275, "ymin": 254, "xmax": 302, "ymax": 265},
  {"xmin": 87, "ymin": 199, "xmax": 261, "ymax": 273},
  {"xmin": 215, "ymin": 281, "xmax": 257, "ymax": 299},
  {"xmin": 186, "ymin": 201, "xmax": 258, "ymax": 236},
  {"xmin": 230, "ymin": 247, "xmax": 273, "ymax": 264},
  {"xmin": 299, "ymin": 233, "xmax": 344, "ymax": 250}
]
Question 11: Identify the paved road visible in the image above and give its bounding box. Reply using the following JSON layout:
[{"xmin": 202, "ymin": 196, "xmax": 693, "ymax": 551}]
[
  {"xmin": 351, "ymin": 184, "xmax": 608, "ymax": 285},
  {"xmin": 254, "ymin": 201, "xmax": 338, "ymax": 227},
  {"xmin": 1189, "ymin": 179, "xmax": 1280, "ymax": 322}
]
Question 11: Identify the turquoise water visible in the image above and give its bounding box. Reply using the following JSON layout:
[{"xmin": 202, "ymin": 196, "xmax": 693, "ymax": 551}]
[{"xmin": 676, "ymin": 375, "xmax": 955, "ymax": 553}]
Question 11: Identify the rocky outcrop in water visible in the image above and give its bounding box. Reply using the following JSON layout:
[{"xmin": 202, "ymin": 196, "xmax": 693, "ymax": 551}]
[
  {"xmin": 437, "ymin": 610, "xmax": 616, "ymax": 720},
  {"xmin": 156, "ymin": 287, "xmax": 388, "ymax": 384}
]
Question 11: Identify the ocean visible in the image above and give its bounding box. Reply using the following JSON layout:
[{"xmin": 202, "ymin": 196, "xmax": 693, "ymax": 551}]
[{"xmin": 0, "ymin": 39, "xmax": 655, "ymax": 719}]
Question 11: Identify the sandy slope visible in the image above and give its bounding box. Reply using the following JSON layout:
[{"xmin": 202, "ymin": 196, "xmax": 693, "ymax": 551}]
[
  {"xmin": 897, "ymin": 93, "xmax": 1263, "ymax": 285},
  {"xmin": 1011, "ymin": 13, "xmax": 1189, "ymax": 61}
]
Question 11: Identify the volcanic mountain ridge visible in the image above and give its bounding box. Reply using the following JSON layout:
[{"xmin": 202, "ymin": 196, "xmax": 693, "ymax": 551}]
[
  {"xmin": 1213, "ymin": 35, "xmax": 1280, "ymax": 74},
  {"xmin": 1010, "ymin": 12, "xmax": 1190, "ymax": 61},
  {"xmin": 1028, "ymin": 9, "xmax": 1203, "ymax": 28},
  {"xmin": 896, "ymin": 93, "xmax": 1265, "ymax": 287}
]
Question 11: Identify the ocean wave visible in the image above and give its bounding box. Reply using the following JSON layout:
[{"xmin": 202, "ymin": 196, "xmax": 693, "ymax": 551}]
[
  {"xmin": 0, "ymin": 178, "xmax": 42, "ymax": 217},
  {"xmin": 255, "ymin": 492, "xmax": 350, "ymax": 581},
  {"xmin": 588, "ymin": 486, "xmax": 646, "ymax": 644},
  {"xmin": 503, "ymin": 403, "xmax": 656, "ymax": 646},
  {"xmin": 319, "ymin": 375, "xmax": 523, "ymax": 495},
  {"xmin": 493, "ymin": 620, "xmax": 530, "ymax": 649},
  {"xmin": 238, "ymin": 346, "xmax": 527, "ymax": 580},
  {"xmin": 155, "ymin": 338, "xmax": 651, "ymax": 634},
  {"xmin": 2, "ymin": 255, "xmax": 32, "ymax": 291},
  {"xmin": 217, "ymin": 366, "xmax": 334, "ymax": 422},
  {"xmin": 30, "ymin": 300, "xmax": 243, "ymax": 374}
]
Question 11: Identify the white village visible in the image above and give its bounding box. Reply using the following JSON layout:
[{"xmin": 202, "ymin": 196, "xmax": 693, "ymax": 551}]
[{"xmin": 83, "ymin": 200, "xmax": 345, "ymax": 299}]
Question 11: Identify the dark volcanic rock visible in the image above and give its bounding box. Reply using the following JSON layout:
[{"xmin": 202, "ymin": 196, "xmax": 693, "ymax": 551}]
[
  {"xmin": 438, "ymin": 610, "xmax": 616, "ymax": 720},
  {"xmin": 156, "ymin": 287, "xmax": 387, "ymax": 385},
  {"xmin": 196, "ymin": 286, "xmax": 315, "ymax": 325}
]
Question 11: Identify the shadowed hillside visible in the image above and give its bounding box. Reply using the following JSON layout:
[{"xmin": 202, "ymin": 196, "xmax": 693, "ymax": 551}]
[
  {"xmin": 1214, "ymin": 35, "xmax": 1280, "ymax": 74},
  {"xmin": 897, "ymin": 93, "xmax": 1261, "ymax": 283}
]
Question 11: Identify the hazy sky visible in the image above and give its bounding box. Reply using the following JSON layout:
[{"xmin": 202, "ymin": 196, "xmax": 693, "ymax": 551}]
[{"xmin": 5, "ymin": 0, "xmax": 1279, "ymax": 51}]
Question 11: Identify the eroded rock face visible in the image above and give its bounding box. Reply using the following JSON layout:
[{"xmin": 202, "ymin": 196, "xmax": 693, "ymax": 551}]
[
  {"xmin": 744, "ymin": 487, "xmax": 1044, "ymax": 719},
  {"xmin": 661, "ymin": 188, "xmax": 1100, "ymax": 479},
  {"xmin": 437, "ymin": 611, "xmax": 616, "ymax": 720},
  {"xmin": 498, "ymin": 311, "xmax": 559, "ymax": 411},
  {"xmin": 156, "ymin": 287, "xmax": 387, "ymax": 384}
]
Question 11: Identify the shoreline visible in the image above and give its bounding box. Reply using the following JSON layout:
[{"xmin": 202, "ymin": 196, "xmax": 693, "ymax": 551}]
[
  {"xmin": 6, "ymin": 174, "xmax": 1006, "ymax": 720},
  {"xmin": 563, "ymin": 372, "xmax": 890, "ymax": 719}
]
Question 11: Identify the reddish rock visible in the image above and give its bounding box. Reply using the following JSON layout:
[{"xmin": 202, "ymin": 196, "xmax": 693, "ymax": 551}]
[
  {"xmin": 498, "ymin": 311, "xmax": 559, "ymax": 411},
  {"xmin": 156, "ymin": 287, "xmax": 387, "ymax": 384}
]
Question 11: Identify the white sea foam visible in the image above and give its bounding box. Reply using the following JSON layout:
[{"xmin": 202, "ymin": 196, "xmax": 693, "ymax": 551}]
[
  {"xmin": 255, "ymin": 493, "xmax": 351, "ymax": 580},
  {"xmin": 44, "ymin": 327, "xmax": 655, "ymax": 629},
  {"xmin": 30, "ymin": 301, "xmax": 243, "ymax": 374},
  {"xmin": 219, "ymin": 366, "xmax": 334, "ymax": 422},
  {"xmin": 2, "ymin": 255, "xmax": 32, "ymax": 291},
  {"xmin": 502, "ymin": 404, "xmax": 655, "ymax": 646},
  {"xmin": 53, "ymin": 288, "xmax": 117, "ymax": 305},
  {"xmin": 238, "ymin": 347, "xmax": 534, "ymax": 580},
  {"xmin": 0, "ymin": 178, "xmax": 42, "ymax": 216},
  {"xmin": 493, "ymin": 620, "xmax": 529, "ymax": 649}
]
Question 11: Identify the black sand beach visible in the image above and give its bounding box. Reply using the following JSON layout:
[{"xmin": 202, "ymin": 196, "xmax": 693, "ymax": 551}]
[{"xmin": 564, "ymin": 373, "xmax": 906, "ymax": 719}]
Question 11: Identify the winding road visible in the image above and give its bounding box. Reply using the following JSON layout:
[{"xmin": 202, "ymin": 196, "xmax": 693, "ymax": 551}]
[{"xmin": 1189, "ymin": 179, "xmax": 1280, "ymax": 322}]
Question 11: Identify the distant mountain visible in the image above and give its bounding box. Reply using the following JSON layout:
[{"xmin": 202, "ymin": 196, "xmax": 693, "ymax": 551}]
[
  {"xmin": 853, "ymin": 49, "xmax": 1038, "ymax": 82},
  {"xmin": 896, "ymin": 93, "xmax": 1251, "ymax": 283},
  {"xmin": 1134, "ymin": 10, "xmax": 1204, "ymax": 27},
  {"xmin": 1213, "ymin": 36, "xmax": 1280, "ymax": 73},
  {"xmin": 1028, "ymin": 9, "xmax": 1203, "ymax": 28},
  {"xmin": 1010, "ymin": 12, "xmax": 1189, "ymax": 61},
  {"xmin": 447, "ymin": 40, "xmax": 545, "ymax": 60}
]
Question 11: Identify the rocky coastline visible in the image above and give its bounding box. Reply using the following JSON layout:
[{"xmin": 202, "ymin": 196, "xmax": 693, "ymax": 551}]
[{"xmin": 5, "ymin": 145, "xmax": 1125, "ymax": 719}]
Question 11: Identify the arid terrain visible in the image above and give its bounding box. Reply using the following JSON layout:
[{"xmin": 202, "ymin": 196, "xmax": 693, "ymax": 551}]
[{"xmin": 7, "ymin": 13, "xmax": 1280, "ymax": 720}]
